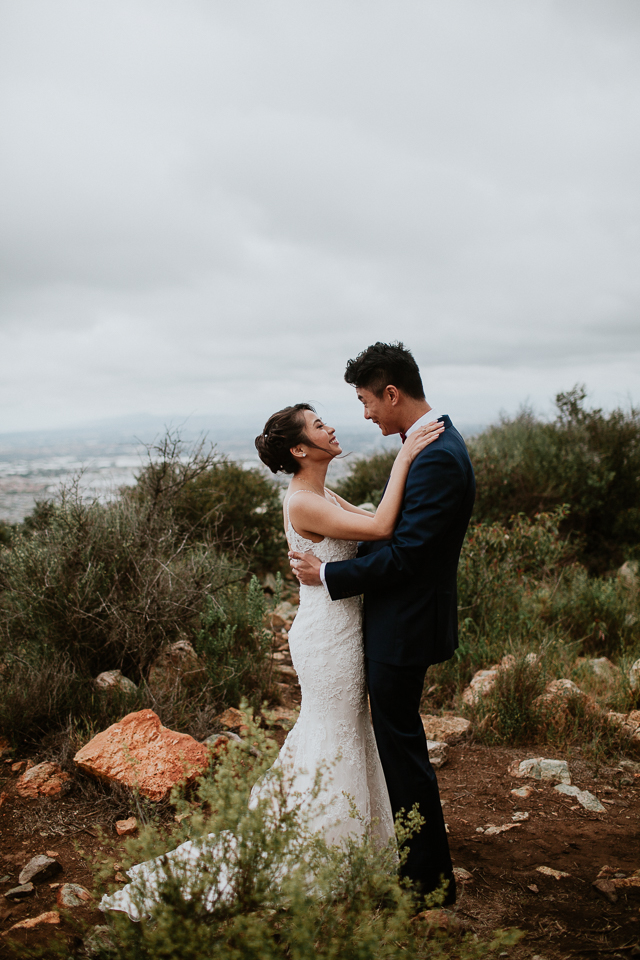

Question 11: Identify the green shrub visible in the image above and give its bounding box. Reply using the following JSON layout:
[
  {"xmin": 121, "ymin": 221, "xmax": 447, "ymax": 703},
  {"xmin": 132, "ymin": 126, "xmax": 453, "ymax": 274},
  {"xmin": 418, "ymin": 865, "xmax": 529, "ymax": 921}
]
[
  {"xmin": 425, "ymin": 504, "xmax": 640, "ymax": 712},
  {"xmin": 0, "ymin": 491, "xmax": 239, "ymax": 682},
  {"xmin": 0, "ymin": 440, "xmax": 280, "ymax": 746},
  {"xmin": 468, "ymin": 386, "xmax": 640, "ymax": 573},
  {"xmin": 426, "ymin": 508, "xmax": 570, "ymax": 705},
  {"xmin": 194, "ymin": 575, "xmax": 276, "ymax": 715},
  {"xmin": 332, "ymin": 449, "xmax": 397, "ymax": 507},
  {"xmin": 131, "ymin": 434, "xmax": 286, "ymax": 573},
  {"xmin": 473, "ymin": 656, "xmax": 546, "ymax": 745},
  {"xmin": 0, "ymin": 520, "xmax": 14, "ymax": 546},
  {"xmin": 0, "ymin": 652, "xmax": 146, "ymax": 751},
  {"xmin": 539, "ymin": 564, "xmax": 639, "ymax": 657}
]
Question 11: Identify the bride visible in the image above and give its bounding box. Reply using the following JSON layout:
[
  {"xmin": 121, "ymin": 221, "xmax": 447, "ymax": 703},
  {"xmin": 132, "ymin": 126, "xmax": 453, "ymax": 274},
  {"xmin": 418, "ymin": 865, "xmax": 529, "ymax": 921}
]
[{"xmin": 100, "ymin": 403, "xmax": 442, "ymax": 919}]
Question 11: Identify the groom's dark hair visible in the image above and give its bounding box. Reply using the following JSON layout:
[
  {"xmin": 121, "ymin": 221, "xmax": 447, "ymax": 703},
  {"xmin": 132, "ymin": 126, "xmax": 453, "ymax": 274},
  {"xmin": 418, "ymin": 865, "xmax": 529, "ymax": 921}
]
[{"xmin": 344, "ymin": 341, "xmax": 425, "ymax": 400}]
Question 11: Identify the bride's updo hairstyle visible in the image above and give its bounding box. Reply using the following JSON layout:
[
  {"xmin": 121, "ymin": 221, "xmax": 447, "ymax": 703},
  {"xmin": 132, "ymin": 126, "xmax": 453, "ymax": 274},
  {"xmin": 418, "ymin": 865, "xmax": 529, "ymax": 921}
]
[{"xmin": 255, "ymin": 403, "xmax": 316, "ymax": 475}]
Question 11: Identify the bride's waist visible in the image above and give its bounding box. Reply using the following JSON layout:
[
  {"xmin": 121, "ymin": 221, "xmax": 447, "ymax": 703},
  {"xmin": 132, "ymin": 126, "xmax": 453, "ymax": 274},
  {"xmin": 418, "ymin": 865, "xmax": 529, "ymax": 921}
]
[{"xmin": 295, "ymin": 586, "xmax": 362, "ymax": 609}]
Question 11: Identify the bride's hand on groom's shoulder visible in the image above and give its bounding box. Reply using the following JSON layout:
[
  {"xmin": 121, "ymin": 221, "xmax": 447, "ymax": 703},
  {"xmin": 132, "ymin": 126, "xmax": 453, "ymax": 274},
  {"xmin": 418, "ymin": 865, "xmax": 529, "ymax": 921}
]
[
  {"xmin": 288, "ymin": 550, "xmax": 323, "ymax": 586},
  {"xmin": 400, "ymin": 420, "xmax": 444, "ymax": 463}
]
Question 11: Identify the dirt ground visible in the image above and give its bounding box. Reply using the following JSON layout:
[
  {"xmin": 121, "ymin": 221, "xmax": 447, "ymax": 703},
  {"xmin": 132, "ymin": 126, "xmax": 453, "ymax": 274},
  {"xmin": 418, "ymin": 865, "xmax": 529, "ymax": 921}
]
[{"xmin": 1, "ymin": 732, "xmax": 639, "ymax": 960}]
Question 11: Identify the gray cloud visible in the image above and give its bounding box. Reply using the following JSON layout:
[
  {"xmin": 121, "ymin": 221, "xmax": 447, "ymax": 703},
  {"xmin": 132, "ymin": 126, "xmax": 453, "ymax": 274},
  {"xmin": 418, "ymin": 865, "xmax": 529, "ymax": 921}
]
[{"xmin": 1, "ymin": 0, "xmax": 639, "ymax": 432}]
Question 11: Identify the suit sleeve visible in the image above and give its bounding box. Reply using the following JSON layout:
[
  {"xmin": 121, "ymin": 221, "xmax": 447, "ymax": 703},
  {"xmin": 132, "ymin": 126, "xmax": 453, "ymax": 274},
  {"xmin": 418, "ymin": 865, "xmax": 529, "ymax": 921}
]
[{"xmin": 324, "ymin": 447, "xmax": 466, "ymax": 600}]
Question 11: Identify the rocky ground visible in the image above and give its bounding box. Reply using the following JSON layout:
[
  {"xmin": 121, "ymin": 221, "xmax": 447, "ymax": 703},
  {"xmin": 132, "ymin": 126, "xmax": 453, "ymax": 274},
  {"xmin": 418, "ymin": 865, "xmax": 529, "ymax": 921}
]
[{"xmin": 1, "ymin": 599, "xmax": 639, "ymax": 959}]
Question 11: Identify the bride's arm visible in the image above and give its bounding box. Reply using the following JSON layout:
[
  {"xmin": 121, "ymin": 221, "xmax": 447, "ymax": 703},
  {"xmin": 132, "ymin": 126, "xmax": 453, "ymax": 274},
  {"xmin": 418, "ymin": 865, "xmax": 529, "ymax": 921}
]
[
  {"xmin": 325, "ymin": 492, "xmax": 375, "ymax": 516},
  {"xmin": 288, "ymin": 421, "xmax": 443, "ymax": 542}
]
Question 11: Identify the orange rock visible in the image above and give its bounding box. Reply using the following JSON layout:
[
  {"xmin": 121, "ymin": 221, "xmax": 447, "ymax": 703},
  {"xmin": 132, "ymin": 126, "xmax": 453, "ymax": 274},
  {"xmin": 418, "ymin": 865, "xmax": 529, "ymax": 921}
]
[
  {"xmin": 73, "ymin": 709, "xmax": 209, "ymax": 801},
  {"xmin": 214, "ymin": 707, "xmax": 248, "ymax": 733},
  {"xmin": 115, "ymin": 816, "xmax": 138, "ymax": 836},
  {"xmin": 16, "ymin": 762, "xmax": 71, "ymax": 799},
  {"xmin": 8, "ymin": 911, "xmax": 60, "ymax": 931}
]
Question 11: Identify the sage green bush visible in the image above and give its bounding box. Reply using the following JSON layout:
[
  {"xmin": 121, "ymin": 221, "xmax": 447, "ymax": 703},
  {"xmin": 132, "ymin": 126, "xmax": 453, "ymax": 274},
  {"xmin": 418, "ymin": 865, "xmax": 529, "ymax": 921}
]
[
  {"xmin": 0, "ymin": 438, "xmax": 279, "ymax": 747},
  {"xmin": 427, "ymin": 507, "xmax": 640, "ymax": 719},
  {"xmin": 468, "ymin": 386, "xmax": 640, "ymax": 573},
  {"xmin": 0, "ymin": 490, "xmax": 239, "ymax": 681},
  {"xmin": 132, "ymin": 435, "xmax": 286, "ymax": 573}
]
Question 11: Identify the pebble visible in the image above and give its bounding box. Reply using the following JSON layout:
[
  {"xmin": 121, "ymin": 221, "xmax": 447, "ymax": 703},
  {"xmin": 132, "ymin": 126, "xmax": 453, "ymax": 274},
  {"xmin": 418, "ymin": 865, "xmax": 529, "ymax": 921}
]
[
  {"xmin": 115, "ymin": 816, "xmax": 138, "ymax": 836},
  {"xmin": 57, "ymin": 882, "xmax": 93, "ymax": 908},
  {"xmin": 512, "ymin": 811, "xmax": 529, "ymax": 822},
  {"xmin": 593, "ymin": 878, "xmax": 618, "ymax": 903},
  {"xmin": 426, "ymin": 740, "xmax": 449, "ymax": 769},
  {"xmin": 18, "ymin": 855, "xmax": 62, "ymax": 885},
  {"xmin": 536, "ymin": 865, "xmax": 570, "ymax": 880},
  {"xmin": 511, "ymin": 785, "xmax": 533, "ymax": 799},
  {"xmin": 8, "ymin": 910, "xmax": 60, "ymax": 931},
  {"xmin": 5, "ymin": 883, "xmax": 34, "ymax": 900}
]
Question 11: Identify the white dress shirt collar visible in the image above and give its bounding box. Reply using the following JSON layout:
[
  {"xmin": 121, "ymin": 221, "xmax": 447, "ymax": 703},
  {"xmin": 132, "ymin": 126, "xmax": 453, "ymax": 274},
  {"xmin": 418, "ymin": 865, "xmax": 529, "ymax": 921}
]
[{"xmin": 405, "ymin": 408, "xmax": 441, "ymax": 437}]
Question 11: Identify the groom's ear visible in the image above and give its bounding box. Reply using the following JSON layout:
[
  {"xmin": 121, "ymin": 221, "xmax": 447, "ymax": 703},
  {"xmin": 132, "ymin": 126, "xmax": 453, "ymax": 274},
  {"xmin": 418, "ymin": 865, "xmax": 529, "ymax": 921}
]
[{"xmin": 384, "ymin": 385, "xmax": 400, "ymax": 406}]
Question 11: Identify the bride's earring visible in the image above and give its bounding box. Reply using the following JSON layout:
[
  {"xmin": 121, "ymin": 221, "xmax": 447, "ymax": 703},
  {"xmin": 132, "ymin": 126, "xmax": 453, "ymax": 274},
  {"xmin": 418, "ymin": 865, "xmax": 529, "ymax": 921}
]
[{"xmin": 301, "ymin": 453, "xmax": 306, "ymax": 457}]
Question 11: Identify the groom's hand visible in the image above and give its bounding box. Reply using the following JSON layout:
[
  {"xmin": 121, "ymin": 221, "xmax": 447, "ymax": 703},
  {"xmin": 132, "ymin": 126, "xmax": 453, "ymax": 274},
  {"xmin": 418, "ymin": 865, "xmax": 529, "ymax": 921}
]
[{"xmin": 288, "ymin": 550, "xmax": 322, "ymax": 586}]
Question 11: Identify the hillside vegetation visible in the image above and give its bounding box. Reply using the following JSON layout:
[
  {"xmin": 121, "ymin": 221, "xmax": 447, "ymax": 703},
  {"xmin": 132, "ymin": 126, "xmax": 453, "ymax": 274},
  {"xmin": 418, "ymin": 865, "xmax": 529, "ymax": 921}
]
[{"xmin": 1, "ymin": 392, "xmax": 639, "ymax": 958}]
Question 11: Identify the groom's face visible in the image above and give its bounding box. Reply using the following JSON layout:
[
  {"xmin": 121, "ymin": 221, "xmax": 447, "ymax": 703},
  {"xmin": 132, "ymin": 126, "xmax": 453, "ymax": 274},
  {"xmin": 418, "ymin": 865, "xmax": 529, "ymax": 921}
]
[{"xmin": 356, "ymin": 386, "xmax": 401, "ymax": 436}]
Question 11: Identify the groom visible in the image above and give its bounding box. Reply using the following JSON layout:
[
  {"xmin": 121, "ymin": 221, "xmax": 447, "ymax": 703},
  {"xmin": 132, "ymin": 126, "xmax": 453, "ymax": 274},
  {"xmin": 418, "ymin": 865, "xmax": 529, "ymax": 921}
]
[{"xmin": 290, "ymin": 341, "xmax": 475, "ymax": 906}]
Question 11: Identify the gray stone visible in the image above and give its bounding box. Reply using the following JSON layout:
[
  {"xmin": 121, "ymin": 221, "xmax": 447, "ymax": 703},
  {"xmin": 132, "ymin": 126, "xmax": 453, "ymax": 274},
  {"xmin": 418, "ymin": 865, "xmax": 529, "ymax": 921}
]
[
  {"xmin": 593, "ymin": 878, "xmax": 618, "ymax": 903},
  {"xmin": 554, "ymin": 783, "xmax": 606, "ymax": 813},
  {"xmin": 426, "ymin": 740, "xmax": 449, "ymax": 769},
  {"xmin": 484, "ymin": 823, "xmax": 519, "ymax": 836},
  {"xmin": 270, "ymin": 601, "xmax": 298, "ymax": 630},
  {"xmin": 95, "ymin": 670, "xmax": 138, "ymax": 695},
  {"xmin": 534, "ymin": 679, "xmax": 589, "ymax": 710},
  {"xmin": 584, "ymin": 657, "xmax": 618, "ymax": 679},
  {"xmin": 511, "ymin": 785, "xmax": 534, "ymax": 799},
  {"xmin": 462, "ymin": 666, "xmax": 499, "ymax": 705},
  {"xmin": 57, "ymin": 882, "xmax": 92, "ymax": 908},
  {"xmin": 148, "ymin": 640, "xmax": 206, "ymax": 694},
  {"xmin": 618, "ymin": 560, "xmax": 638, "ymax": 587},
  {"xmin": 510, "ymin": 757, "xmax": 571, "ymax": 784},
  {"xmin": 605, "ymin": 709, "xmax": 640, "ymax": 743},
  {"xmin": 19, "ymin": 855, "xmax": 62, "ymax": 885},
  {"xmin": 629, "ymin": 658, "xmax": 640, "ymax": 692},
  {"xmin": 5, "ymin": 882, "xmax": 34, "ymax": 900},
  {"xmin": 262, "ymin": 572, "xmax": 278, "ymax": 593}
]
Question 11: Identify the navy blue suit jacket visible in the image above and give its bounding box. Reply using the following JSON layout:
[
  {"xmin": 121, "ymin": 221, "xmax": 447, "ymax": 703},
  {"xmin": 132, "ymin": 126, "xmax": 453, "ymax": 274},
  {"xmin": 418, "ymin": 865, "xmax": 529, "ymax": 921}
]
[{"xmin": 324, "ymin": 417, "xmax": 475, "ymax": 667}]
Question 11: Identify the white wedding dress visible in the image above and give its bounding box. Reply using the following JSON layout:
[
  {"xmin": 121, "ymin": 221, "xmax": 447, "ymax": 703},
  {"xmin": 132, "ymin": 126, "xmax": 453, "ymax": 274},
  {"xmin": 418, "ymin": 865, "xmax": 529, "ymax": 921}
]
[{"xmin": 100, "ymin": 489, "xmax": 394, "ymax": 920}]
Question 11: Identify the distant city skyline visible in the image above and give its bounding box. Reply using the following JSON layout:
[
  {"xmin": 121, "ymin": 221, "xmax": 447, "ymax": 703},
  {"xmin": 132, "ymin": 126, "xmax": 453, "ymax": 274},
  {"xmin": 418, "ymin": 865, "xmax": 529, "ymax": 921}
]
[{"xmin": 2, "ymin": 1, "xmax": 639, "ymax": 433}]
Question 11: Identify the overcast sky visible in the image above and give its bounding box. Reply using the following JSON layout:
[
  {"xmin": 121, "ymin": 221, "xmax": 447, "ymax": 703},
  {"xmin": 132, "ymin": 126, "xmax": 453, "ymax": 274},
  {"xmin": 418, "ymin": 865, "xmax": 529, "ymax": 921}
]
[{"xmin": 1, "ymin": 0, "xmax": 639, "ymax": 435}]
